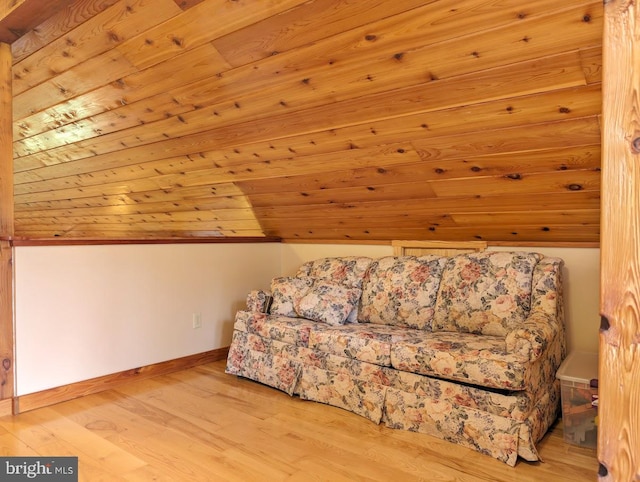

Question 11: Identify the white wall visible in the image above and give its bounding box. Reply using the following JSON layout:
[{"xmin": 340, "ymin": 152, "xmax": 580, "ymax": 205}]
[
  {"xmin": 14, "ymin": 243, "xmax": 280, "ymax": 395},
  {"xmin": 281, "ymin": 244, "xmax": 600, "ymax": 354}
]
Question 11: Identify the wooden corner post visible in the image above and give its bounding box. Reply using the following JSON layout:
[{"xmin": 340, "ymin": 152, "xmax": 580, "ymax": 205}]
[
  {"xmin": 600, "ymin": 1, "xmax": 640, "ymax": 480},
  {"xmin": 0, "ymin": 41, "xmax": 13, "ymax": 414}
]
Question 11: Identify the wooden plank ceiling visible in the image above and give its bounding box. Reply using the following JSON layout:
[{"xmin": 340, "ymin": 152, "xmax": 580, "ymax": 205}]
[{"xmin": 3, "ymin": 0, "xmax": 602, "ymax": 243}]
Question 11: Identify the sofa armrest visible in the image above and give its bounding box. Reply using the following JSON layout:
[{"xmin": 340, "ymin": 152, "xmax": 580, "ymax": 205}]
[
  {"xmin": 246, "ymin": 290, "xmax": 272, "ymax": 313},
  {"xmin": 505, "ymin": 312, "xmax": 560, "ymax": 362},
  {"xmin": 507, "ymin": 256, "xmax": 566, "ymax": 362}
]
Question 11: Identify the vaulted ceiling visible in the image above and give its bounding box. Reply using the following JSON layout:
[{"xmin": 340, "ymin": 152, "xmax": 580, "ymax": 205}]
[{"xmin": 1, "ymin": 0, "xmax": 602, "ymax": 243}]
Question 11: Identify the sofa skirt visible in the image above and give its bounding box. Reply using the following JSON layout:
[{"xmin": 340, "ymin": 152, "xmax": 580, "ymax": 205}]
[{"xmin": 226, "ymin": 329, "xmax": 560, "ymax": 466}]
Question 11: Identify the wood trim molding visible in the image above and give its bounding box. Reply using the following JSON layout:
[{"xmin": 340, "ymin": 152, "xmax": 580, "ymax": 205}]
[
  {"xmin": 0, "ymin": 241, "xmax": 13, "ymax": 401},
  {"xmin": 10, "ymin": 237, "xmax": 281, "ymax": 247},
  {"xmin": 281, "ymin": 239, "xmax": 600, "ymax": 248},
  {"xmin": 14, "ymin": 347, "xmax": 229, "ymax": 414},
  {"xmin": 0, "ymin": 0, "xmax": 73, "ymax": 43},
  {"xmin": 487, "ymin": 241, "xmax": 600, "ymax": 248}
]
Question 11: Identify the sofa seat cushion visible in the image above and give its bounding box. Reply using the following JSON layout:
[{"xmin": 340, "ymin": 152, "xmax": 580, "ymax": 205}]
[
  {"xmin": 433, "ymin": 251, "xmax": 542, "ymax": 336},
  {"xmin": 308, "ymin": 324, "xmax": 422, "ymax": 367},
  {"xmin": 390, "ymin": 332, "xmax": 530, "ymax": 390},
  {"xmin": 247, "ymin": 314, "xmax": 318, "ymax": 347},
  {"xmin": 358, "ymin": 256, "xmax": 447, "ymax": 329}
]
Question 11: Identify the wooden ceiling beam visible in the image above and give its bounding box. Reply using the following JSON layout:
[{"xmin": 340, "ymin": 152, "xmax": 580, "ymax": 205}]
[
  {"xmin": 0, "ymin": 0, "xmax": 70, "ymax": 44},
  {"xmin": 10, "ymin": 0, "xmax": 121, "ymax": 63}
]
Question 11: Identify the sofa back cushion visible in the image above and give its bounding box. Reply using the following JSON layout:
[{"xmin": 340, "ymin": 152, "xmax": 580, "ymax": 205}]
[
  {"xmin": 432, "ymin": 251, "xmax": 542, "ymax": 336},
  {"xmin": 358, "ymin": 256, "xmax": 447, "ymax": 329},
  {"xmin": 295, "ymin": 257, "xmax": 373, "ymax": 323},
  {"xmin": 296, "ymin": 257, "xmax": 373, "ymax": 289}
]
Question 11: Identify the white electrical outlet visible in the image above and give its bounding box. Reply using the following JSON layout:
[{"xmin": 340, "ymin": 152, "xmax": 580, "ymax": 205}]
[{"xmin": 192, "ymin": 312, "xmax": 202, "ymax": 329}]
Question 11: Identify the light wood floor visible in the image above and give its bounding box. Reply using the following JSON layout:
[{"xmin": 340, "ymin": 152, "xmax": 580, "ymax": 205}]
[{"xmin": 0, "ymin": 360, "xmax": 598, "ymax": 481}]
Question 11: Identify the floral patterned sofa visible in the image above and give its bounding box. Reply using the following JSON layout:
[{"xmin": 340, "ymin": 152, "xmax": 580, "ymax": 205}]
[{"xmin": 226, "ymin": 251, "xmax": 566, "ymax": 466}]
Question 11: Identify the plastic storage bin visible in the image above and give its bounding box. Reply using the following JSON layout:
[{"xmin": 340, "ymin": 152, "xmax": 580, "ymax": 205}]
[{"xmin": 556, "ymin": 351, "xmax": 598, "ymax": 448}]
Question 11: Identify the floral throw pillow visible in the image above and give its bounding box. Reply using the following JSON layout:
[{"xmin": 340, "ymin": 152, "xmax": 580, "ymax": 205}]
[
  {"xmin": 270, "ymin": 277, "xmax": 313, "ymax": 317},
  {"xmin": 295, "ymin": 280, "xmax": 362, "ymax": 326},
  {"xmin": 432, "ymin": 252, "xmax": 542, "ymax": 336}
]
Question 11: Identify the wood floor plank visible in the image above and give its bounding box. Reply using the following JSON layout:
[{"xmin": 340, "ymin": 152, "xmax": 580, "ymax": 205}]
[
  {"xmin": 0, "ymin": 360, "xmax": 598, "ymax": 481},
  {"xmin": 0, "ymin": 431, "xmax": 40, "ymax": 456}
]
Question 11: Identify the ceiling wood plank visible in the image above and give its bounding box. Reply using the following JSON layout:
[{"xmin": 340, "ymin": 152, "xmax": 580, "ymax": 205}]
[
  {"xmin": 234, "ymin": 147, "xmax": 600, "ymax": 196},
  {"xmin": 450, "ymin": 209, "xmax": 600, "ymax": 226},
  {"xmin": 579, "ymin": 45, "xmax": 602, "ymax": 84},
  {"xmin": 14, "ymin": 181, "xmax": 245, "ymax": 204},
  {"xmin": 13, "ymin": 2, "xmax": 600, "ymax": 151},
  {"xmin": 14, "ymin": 48, "xmax": 139, "ymax": 125},
  {"xmin": 270, "ymin": 224, "xmax": 600, "ymax": 243},
  {"xmin": 260, "ymin": 209, "xmax": 600, "ymax": 229},
  {"xmin": 206, "ymin": 1, "xmax": 603, "ymax": 118},
  {"xmin": 214, "ymin": 0, "xmax": 600, "ymax": 69},
  {"xmin": 15, "ymin": 225, "xmax": 265, "ymax": 238},
  {"xmin": 119, "ymin": 0, "xmax": 310, "ymax": 70},
  {"xmin": 10, "ymin": 0, "xmax": 121, "ymax": 63},
  {"xmin": 7, "ymin": 0, "xmax": 603, "ymax": 243},
  {"xmin": 253, "ymin": 191, "xmax": 601, "ymax": 219},
  {"xmin": 17, "ymin": 217, "xmax": 262, "ymax": 231},
  {"xmin": 13, "ymin": 41, "xmax": 231, "ymax": 146},
  {"xmin": 14, "ymin": 115, "xmax": 601, "ymax": 193},
  {"xmin": 212, "ymin": 0, "xmax": 439, "ymax": 67},
  {"xmin": 15, "ymin": 194, "xmax": 251, "ymax": 212},
  {"xmin": 14, "ymin": 83, "xmax": 600, "ymax": 177},
  {"xmin": 243, "ymin": 169, "xmax": 600, "ymax": 207},
  {"xmin": 15, "ymin": 208, "xmax": 260, "ymax": 223},
  {"xmin": 14, "ymin": 143, "xmax": 422, "ymax": 192},
  {"xmin": 14, "ymin": 49, "xmax": 590, "ymax": 157},
  {"xmin": 172, "ymin": 0, "xmax": 207, "ymax": 10},
  {"xmin": 411, "ymin": 117, "xmax": 601, "ymax": 161},
  {"xmin": 429, "ymin": 169, "xmax": 600, "ymax": 198},
  {"xmin": 12, "ymin": 0, "xmax": 182, "ymax": 97}
]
